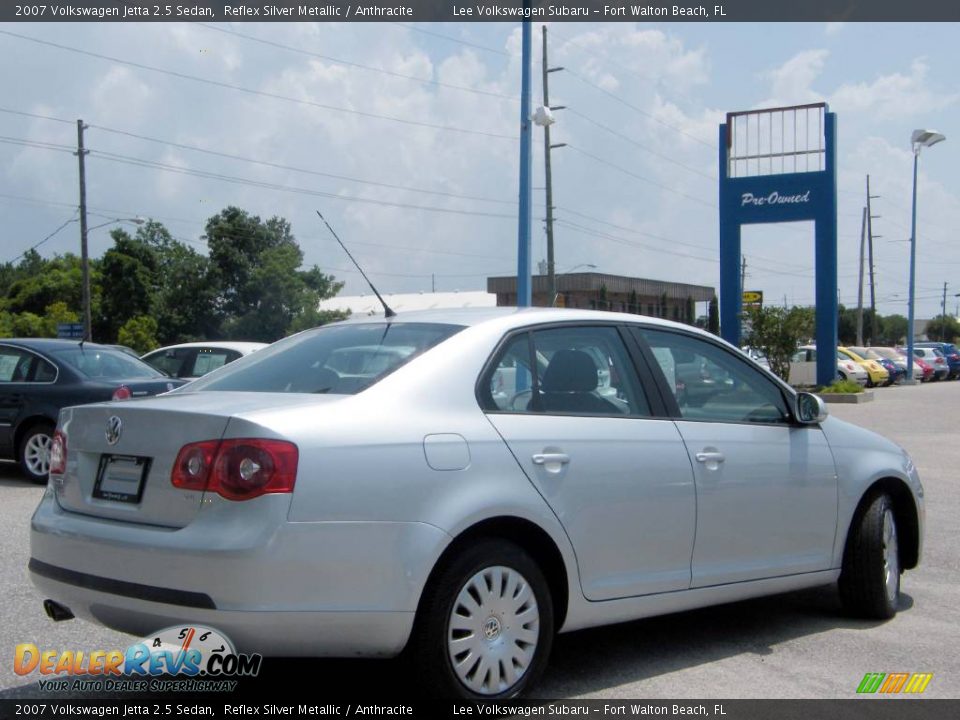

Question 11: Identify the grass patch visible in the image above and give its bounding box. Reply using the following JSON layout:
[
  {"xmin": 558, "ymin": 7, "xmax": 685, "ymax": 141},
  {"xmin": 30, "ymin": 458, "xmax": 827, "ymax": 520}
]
[{"xmin": 817, "ymin": 379, "xmax": 865, "ymax": 394}]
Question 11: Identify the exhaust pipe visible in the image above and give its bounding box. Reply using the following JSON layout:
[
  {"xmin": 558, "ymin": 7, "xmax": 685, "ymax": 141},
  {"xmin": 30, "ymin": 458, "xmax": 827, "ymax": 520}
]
[{"xmin": 43, "ymin": 599, "xmax": 75, "ymax": 622}]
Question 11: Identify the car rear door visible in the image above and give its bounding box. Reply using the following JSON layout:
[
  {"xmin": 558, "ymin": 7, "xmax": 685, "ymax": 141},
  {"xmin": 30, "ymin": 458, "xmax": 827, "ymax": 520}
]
[
  {"xmin": 481, "ymin": 324, "xmax": 696, "ymax": 601},
  {"xmin": 635, "ymin": 328, "xmax": 838, "ymax": 587}
]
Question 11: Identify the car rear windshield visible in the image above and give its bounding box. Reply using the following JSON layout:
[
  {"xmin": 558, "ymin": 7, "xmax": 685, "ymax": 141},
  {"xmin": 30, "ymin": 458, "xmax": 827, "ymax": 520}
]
[
  {"xmin": 52, "ymin": 347, "xmax": 166, "ymax": 380},
  {"xmin": 185, "ymin": 322, "xmax": 463, "ymax": 394}
]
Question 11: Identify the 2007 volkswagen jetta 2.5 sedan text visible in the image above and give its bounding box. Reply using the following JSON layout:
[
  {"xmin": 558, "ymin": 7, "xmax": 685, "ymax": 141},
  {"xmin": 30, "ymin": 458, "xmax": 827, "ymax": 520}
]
[{"xmin": 30, "ymin": 308, "xmax": 924, "ymax": 698}]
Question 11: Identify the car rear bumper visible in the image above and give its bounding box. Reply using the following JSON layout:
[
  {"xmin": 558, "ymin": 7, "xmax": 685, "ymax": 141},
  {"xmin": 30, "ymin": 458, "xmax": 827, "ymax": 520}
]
[{"xmin": 30, "ymin": 490, "xmax": 450, "ymax": 657}]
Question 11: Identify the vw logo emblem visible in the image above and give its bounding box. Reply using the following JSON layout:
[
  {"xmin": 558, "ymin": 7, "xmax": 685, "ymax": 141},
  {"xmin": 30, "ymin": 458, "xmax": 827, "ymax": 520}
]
[{"xmin": 105, "ymin": 416, "xmax": 123, "ymax": 446}]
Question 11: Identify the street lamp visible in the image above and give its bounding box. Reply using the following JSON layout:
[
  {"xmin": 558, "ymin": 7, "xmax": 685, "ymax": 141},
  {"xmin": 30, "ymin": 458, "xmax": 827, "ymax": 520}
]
[
  {"xmin": 905, "ymin": 129, "xmax": 945, "ymax": 384},
  {"xmin": 551, "ymin": 263, "xmax": 597, "ymax": 307},
  {"xmin": 81, "ymin": 216, "xmax": 145, "ymax": 342}
]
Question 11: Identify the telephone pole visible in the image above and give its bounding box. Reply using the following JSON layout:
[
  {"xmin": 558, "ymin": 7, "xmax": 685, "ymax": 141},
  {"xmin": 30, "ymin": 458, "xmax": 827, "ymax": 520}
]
[
  {"xmin": 740, "ymin": 255, "xmax": 747, "ymax": 291},
  {"xmin": 942, "ymin": 282, "xmax": 948, "ymax": 341},
  {"xmin": 539, "ymin": 26, "xmax": 565, "ymax": 306},
  {"xmin": 75, "ymin": 119, "xmax": 91, "ymax": 341},
  {"xmin": 866, "ymin": 175, "xmax": 881, "ymax": 342},
  {"xmin": 856, "ymin": 206, "xmax": 867, "ymax": 346}
]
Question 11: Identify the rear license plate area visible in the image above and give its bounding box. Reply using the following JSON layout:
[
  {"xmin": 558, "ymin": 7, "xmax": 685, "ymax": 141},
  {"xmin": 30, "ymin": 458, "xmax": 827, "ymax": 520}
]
[{"xmin": 92, "ymin": 455, "xmax": 151, "ymax": 504}]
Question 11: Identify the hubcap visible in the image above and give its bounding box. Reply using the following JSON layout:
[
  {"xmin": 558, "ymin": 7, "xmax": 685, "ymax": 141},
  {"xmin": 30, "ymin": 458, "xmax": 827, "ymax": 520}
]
[
  {"xmin": 447, "ymin": 566, "xmax": 539, "ymax": 696},
  {"xmin": 882, "ymin": 508, "xmax": 899, "ymax": 602},
  {"xmin": 24, "ymin": 432, "xmax": 52, "ymax": 477}
]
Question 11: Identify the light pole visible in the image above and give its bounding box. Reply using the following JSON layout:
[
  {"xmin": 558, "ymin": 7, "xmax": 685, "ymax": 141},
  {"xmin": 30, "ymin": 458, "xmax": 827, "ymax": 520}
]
[
  {"xmin": 81, "ymin": 217, "xmax": 144, "ymax": 341},
  {"xmin": 905, "ymin": 129, "xmax": 946, "ymax": 384}
]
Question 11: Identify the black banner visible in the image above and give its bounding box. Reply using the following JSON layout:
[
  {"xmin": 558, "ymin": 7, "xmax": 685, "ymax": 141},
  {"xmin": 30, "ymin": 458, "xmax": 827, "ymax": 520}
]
[
  {"xmin": 1, "ymin": 699, "xmax": 960, "ymax": 720},
  {"xmin": 2, "ymin": 1, "xmax": 960, "ymax": 23}
]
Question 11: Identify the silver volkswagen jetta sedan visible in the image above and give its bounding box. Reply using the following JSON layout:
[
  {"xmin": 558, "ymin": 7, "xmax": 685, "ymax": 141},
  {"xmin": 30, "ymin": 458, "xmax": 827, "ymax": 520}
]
[{"xmin": 30, "ymin": 308, "xmax": 924, "ymax": 698}]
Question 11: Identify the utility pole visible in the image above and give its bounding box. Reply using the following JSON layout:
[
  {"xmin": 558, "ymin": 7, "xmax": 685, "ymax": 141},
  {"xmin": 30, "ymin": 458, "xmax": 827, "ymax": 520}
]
[
  {"xmin": 75, "ymin": 119, "xmax": 91, "ymax": 342},
  {"xmin": 516, "ymin": 8, "xmax": 533, "ymax": 308},
  {"xmin": 539, "ymin": 26, "xmax": 565, "ymax": 307},
  {"xmin": 942, "ymin": 282, "xmax": 948, "ymax": 341},
  {"xmin": 856, "ymin": 206, "xmax": 867, "ymax": 346},
  {"xmin": 740, "ymin": 255, "xmax": 746, "ymax": 291},
  {"xmin": 866, "ymin": 175, "xmax": 882, "ymax": 343}
]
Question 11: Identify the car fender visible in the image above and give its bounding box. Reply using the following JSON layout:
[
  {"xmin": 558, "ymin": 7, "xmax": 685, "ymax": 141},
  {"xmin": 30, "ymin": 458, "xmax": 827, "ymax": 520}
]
[{"xmin": 819, "ymin": 416, "xmax": 924, "ymax": 568}]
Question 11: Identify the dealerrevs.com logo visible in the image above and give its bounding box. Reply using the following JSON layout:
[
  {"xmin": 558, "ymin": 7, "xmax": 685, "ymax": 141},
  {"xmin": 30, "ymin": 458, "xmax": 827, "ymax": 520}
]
[
  {"xmin": 14, "ymin": 625, "xmax": 262, "ymax": 692},
  {"xmin": 857, "ymin": 672, "xmax": 934, "ymax": 694}
]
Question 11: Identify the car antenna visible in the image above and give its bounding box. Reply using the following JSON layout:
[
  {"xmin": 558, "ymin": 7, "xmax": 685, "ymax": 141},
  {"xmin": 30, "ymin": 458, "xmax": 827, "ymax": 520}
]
[{"xmin": 316, "ymin": 210, "xmax": 395, "ymax": 318}]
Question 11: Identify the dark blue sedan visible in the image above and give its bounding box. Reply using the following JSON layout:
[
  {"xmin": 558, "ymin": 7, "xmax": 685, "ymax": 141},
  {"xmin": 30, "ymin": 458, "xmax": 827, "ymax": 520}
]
[{"xmin": 0, "ymin": 339, "xmax": 185, "ymax": 482}]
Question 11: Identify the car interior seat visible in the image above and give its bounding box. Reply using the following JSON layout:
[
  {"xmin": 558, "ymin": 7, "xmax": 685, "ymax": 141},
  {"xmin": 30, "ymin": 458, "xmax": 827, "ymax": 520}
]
[{"xmin": 539, "ymin": 349, "xmax": 621, "ymax": 415}]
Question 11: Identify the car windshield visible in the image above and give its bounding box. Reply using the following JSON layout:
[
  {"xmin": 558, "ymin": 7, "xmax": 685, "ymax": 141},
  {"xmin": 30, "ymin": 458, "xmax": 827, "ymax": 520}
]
[
  {"xmin": 186, "ymin": 322, "xmax": 463, "ymax": 394},
  {"xmin": 51, "ymin": 347, "xmax": 166, "ymax": 380}
]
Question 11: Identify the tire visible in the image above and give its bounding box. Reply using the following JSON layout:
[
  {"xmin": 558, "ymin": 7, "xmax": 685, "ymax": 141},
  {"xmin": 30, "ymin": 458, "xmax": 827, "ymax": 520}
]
[
  {"xmin": 409, "ymin": 538, "xmax": 554, "ymax": 699},
  {"xmin": 18, "ymin": 422, "xmax": 55, "ymax": 485},
  {"xmin": 839, "ymin": 493, "xmax": 900, "ymax": 620}
]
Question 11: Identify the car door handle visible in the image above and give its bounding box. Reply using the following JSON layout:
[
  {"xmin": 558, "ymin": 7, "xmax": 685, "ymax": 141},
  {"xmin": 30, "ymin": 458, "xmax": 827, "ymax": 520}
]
[
  {"xmin": 695, "ymin": 451, "xmax": 726, "ymax": 464},
  {"xmin": 532, "ymin": 453, "xmax": 570, "ymax": 466}
]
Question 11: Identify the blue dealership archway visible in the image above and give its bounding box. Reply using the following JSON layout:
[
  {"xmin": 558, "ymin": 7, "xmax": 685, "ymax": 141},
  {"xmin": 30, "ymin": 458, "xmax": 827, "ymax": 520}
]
[{"xmin": 719, "ymin": 103, "xmax": 838, "ymax": 387}]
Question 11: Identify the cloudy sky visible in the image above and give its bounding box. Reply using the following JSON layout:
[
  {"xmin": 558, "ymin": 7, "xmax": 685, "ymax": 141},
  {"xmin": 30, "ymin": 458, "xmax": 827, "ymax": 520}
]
[{"xmin": 1, "ymin": 21, "xmax": 958, "ymax": 317}]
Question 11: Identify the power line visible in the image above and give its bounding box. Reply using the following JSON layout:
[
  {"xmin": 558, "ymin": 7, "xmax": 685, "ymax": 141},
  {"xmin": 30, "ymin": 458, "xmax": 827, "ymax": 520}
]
[
  {"xmin": 87, "ymin": 123, "xmax": 517, "ymax": 205},
  {"xmin": 0, "ymin": 30, "xmax": 516, "ymax": 141},
  {"xmin": 89, "ymin": 149, "xmax": 517, "ymax": 219},
  {"xmin": 6, "ymin": 210, "xmax": 79, "ymax": 263},
  {"xmin": 565, "ymin": 107, "xmax": 717, "ymax": 182},
  {"xmin": 565, "ymin": 145, "xmax": 715, "ymax": 209},
  {"xmin": 392, "ymin": 23, "xmax": 510, "ymax": 57},
  {"xmin": 198, "ymin": 23, "xmax": 519, "ymax": 101},
  {"xmin": 0, "ymin": 107, "xmax": 517, "ymax": 205},
  {"xmin": 564, "ymin": 67, "xmax": 715, "ymax": 149}
]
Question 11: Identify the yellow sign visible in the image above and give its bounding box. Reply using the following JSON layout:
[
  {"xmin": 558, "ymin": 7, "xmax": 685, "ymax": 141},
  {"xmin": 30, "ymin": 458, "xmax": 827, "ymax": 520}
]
[{"xmin": 742, "ymin": 291, "xmax": 764, "ymax": 304}]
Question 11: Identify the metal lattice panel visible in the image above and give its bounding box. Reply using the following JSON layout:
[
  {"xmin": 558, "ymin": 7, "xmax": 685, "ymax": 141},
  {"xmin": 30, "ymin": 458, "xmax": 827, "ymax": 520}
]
[{"xmin": 726, "ymin": 103, "xmax": 827, "ymax": 178}]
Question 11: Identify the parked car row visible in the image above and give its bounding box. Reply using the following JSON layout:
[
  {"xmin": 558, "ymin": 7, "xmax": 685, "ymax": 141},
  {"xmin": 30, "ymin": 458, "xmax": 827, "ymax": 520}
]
[
  {"xmin": 783, "ymin": 342, "xmax": 960, "ymax": 387},
  {"xmin": 0, "ymin": 338, "xmax": 265, "ymax": 483}
]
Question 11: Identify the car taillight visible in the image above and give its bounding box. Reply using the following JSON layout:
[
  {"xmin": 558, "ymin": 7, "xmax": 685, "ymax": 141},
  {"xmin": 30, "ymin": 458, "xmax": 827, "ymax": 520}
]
[
  {"xmin": 49, "ymin": 430, "xmax": 67, "ymax": 475},
  {"xmin": 171, "ymin": 440, "xmax": 220, "ymax": 491},
  {"xmin": 112, "ymin": 385, "xmax": 132, "ymax": 401},
  {"xmin": 171, "ymin": 439, "xmax": 298, "ymax": 501}
]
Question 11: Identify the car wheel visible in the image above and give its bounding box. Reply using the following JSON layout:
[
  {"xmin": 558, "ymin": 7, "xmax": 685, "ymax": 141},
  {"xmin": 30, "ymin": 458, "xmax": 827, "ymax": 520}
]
[
  {"xmin": 839, "ymin": 493, "xmax": 900, "ymax": 620},
  {"xmin": 410, "ymin": 539, "xmax": 554, "ymax": 699},
  {"xmin": 19, "ymin": 422, "xmax": 55, "ymax": 485}
]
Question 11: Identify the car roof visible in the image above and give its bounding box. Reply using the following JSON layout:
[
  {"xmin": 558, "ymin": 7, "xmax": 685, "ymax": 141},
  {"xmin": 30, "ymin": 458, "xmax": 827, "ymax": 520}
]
[
  {"xmin": 0, "ymin": 338, "xmax": 118, "ymax": 351},
  {"xmin": 336, "ymin": 306, "xmax": 711, "ymax": 335},
  {"xmin": 143, "ymin": 341, "xmax": 268, "ymax": 354}
]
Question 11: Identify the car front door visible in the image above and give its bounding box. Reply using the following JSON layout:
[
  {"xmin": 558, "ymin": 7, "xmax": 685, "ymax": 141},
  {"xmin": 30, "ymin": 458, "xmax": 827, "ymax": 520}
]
[
  {"xmin": 481, "ymin": 324, "xmax": 696, "ymax": 601},
  {"xmin": 636, "ymin": 328, "xmax": 838, "ymax": 588}
]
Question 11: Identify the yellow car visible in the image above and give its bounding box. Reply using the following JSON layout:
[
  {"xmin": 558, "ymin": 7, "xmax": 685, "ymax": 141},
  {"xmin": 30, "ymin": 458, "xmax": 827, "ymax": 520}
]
[{"xmin": 839, "ymin": 347, "xmax": 889, "ymax": 387}]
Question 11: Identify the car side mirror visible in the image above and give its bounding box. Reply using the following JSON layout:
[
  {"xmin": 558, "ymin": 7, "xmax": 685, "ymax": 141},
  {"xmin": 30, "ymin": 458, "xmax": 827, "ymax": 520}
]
[{"xmin": 795, "ymin": 392, "xmax": 828, "ymax": 424}]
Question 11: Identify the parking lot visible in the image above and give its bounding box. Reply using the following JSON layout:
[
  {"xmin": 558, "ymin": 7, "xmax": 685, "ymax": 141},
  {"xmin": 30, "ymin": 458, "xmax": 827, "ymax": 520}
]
[{"xmin": 1, "ymin": 381, "xmax": 958, "ymax": 699}]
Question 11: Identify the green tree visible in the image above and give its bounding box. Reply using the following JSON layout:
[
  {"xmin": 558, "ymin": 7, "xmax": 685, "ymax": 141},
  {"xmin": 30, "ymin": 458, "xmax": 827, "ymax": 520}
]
[
  {"xmin": 742, "ymin": 305, "xmax": 815, "ymax": 381},
  {"xmin": 204, "ymin": 207, "xmax": 341, "ymax": 341},
  {"xmin": 926, "ymin": 314, "xmax": 960, "ymax": 343},
  {"xmin": 96, "ymin": 230, "xmax": 158, "ymax": 341},
  {"xmin": 3, "ymin": 253, "xmax": 86, "ymax": 317},
  {"xmin": 880, "ymin": 314, "xmax": 908, "ymax": 345},
  {"xmin": 707, "ymin": 295, "xmax": 720, "ymax": 335},
  {"xmin": 117, "ymin": 315, "xmax": 159, "ymax": 354},
  {"xmin": 42, "ymin": 301, "xmax": 80, "ymax": 338}
]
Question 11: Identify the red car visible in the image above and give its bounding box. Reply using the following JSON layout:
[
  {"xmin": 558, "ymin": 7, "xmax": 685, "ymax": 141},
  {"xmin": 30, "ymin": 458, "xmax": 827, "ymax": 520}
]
[{"xmin": 898, "ymin": 350, "xmax": 935, "ymax": 382}]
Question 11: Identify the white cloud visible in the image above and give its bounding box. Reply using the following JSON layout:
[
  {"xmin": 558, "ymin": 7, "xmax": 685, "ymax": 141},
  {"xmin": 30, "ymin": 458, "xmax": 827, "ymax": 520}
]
[
  {"xmin": 825, "ymin": 23, "xmax": 845, "ymax": 36},
  {"xmin": 830, "ymin": 59, "xmax": 958, "ymax": 119}
]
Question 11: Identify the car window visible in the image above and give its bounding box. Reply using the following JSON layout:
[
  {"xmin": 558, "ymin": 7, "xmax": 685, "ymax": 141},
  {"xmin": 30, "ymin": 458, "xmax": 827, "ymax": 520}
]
[
  {"xmin": 189, "ymin": 349, "xmax": 241, "ymax": 377},
  {"xmin": 187, "ymin": 322, "xmax": 462, "ymax": 394},
  {"xmin": 639, "ymin": 329, "xmax": 790, "ymax": 424},
  {"xmin": 51, "ymin": 347, "xmax": 165, "ymax": 379},
  {"xmin": 0, "ymin": 347, "xmax": 34, "ymax": 382},
  {"xmin": 481, "ymin": 326, "xmax": 650, "ymax": 417},
  {"xmin": 33, "ymin": 357, "xmax": 57, "ymax": 382},
  {"xmin": 143, "ymin": 348, "xmax": 193, "ymax": 378}
]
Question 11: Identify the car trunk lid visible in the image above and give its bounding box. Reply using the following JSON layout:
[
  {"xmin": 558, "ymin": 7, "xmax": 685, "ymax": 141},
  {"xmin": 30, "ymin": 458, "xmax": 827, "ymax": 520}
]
[{"xmin": 52, "ymin": 391, "xmax": 334, "ymax": 528}]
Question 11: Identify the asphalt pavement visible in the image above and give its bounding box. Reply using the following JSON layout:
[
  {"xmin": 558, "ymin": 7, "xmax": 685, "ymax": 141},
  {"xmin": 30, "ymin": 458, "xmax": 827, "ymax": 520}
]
[{"xmin": 1, "ymin": 381, "xmax": 957, "ymax": 699}]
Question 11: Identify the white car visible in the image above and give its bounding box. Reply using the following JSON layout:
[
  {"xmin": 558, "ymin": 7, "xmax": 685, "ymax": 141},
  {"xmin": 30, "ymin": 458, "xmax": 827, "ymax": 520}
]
[
  {"xmin": 790, "ymin": 346, "xmax": 868, "ymax": 387},
  {"xmin": 31, "ymin": 309, "xmax": 923, "ymax": 698},
  {"xmin": 141, "ymin": 341, "xmax": 267, "ymax": 380}
]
